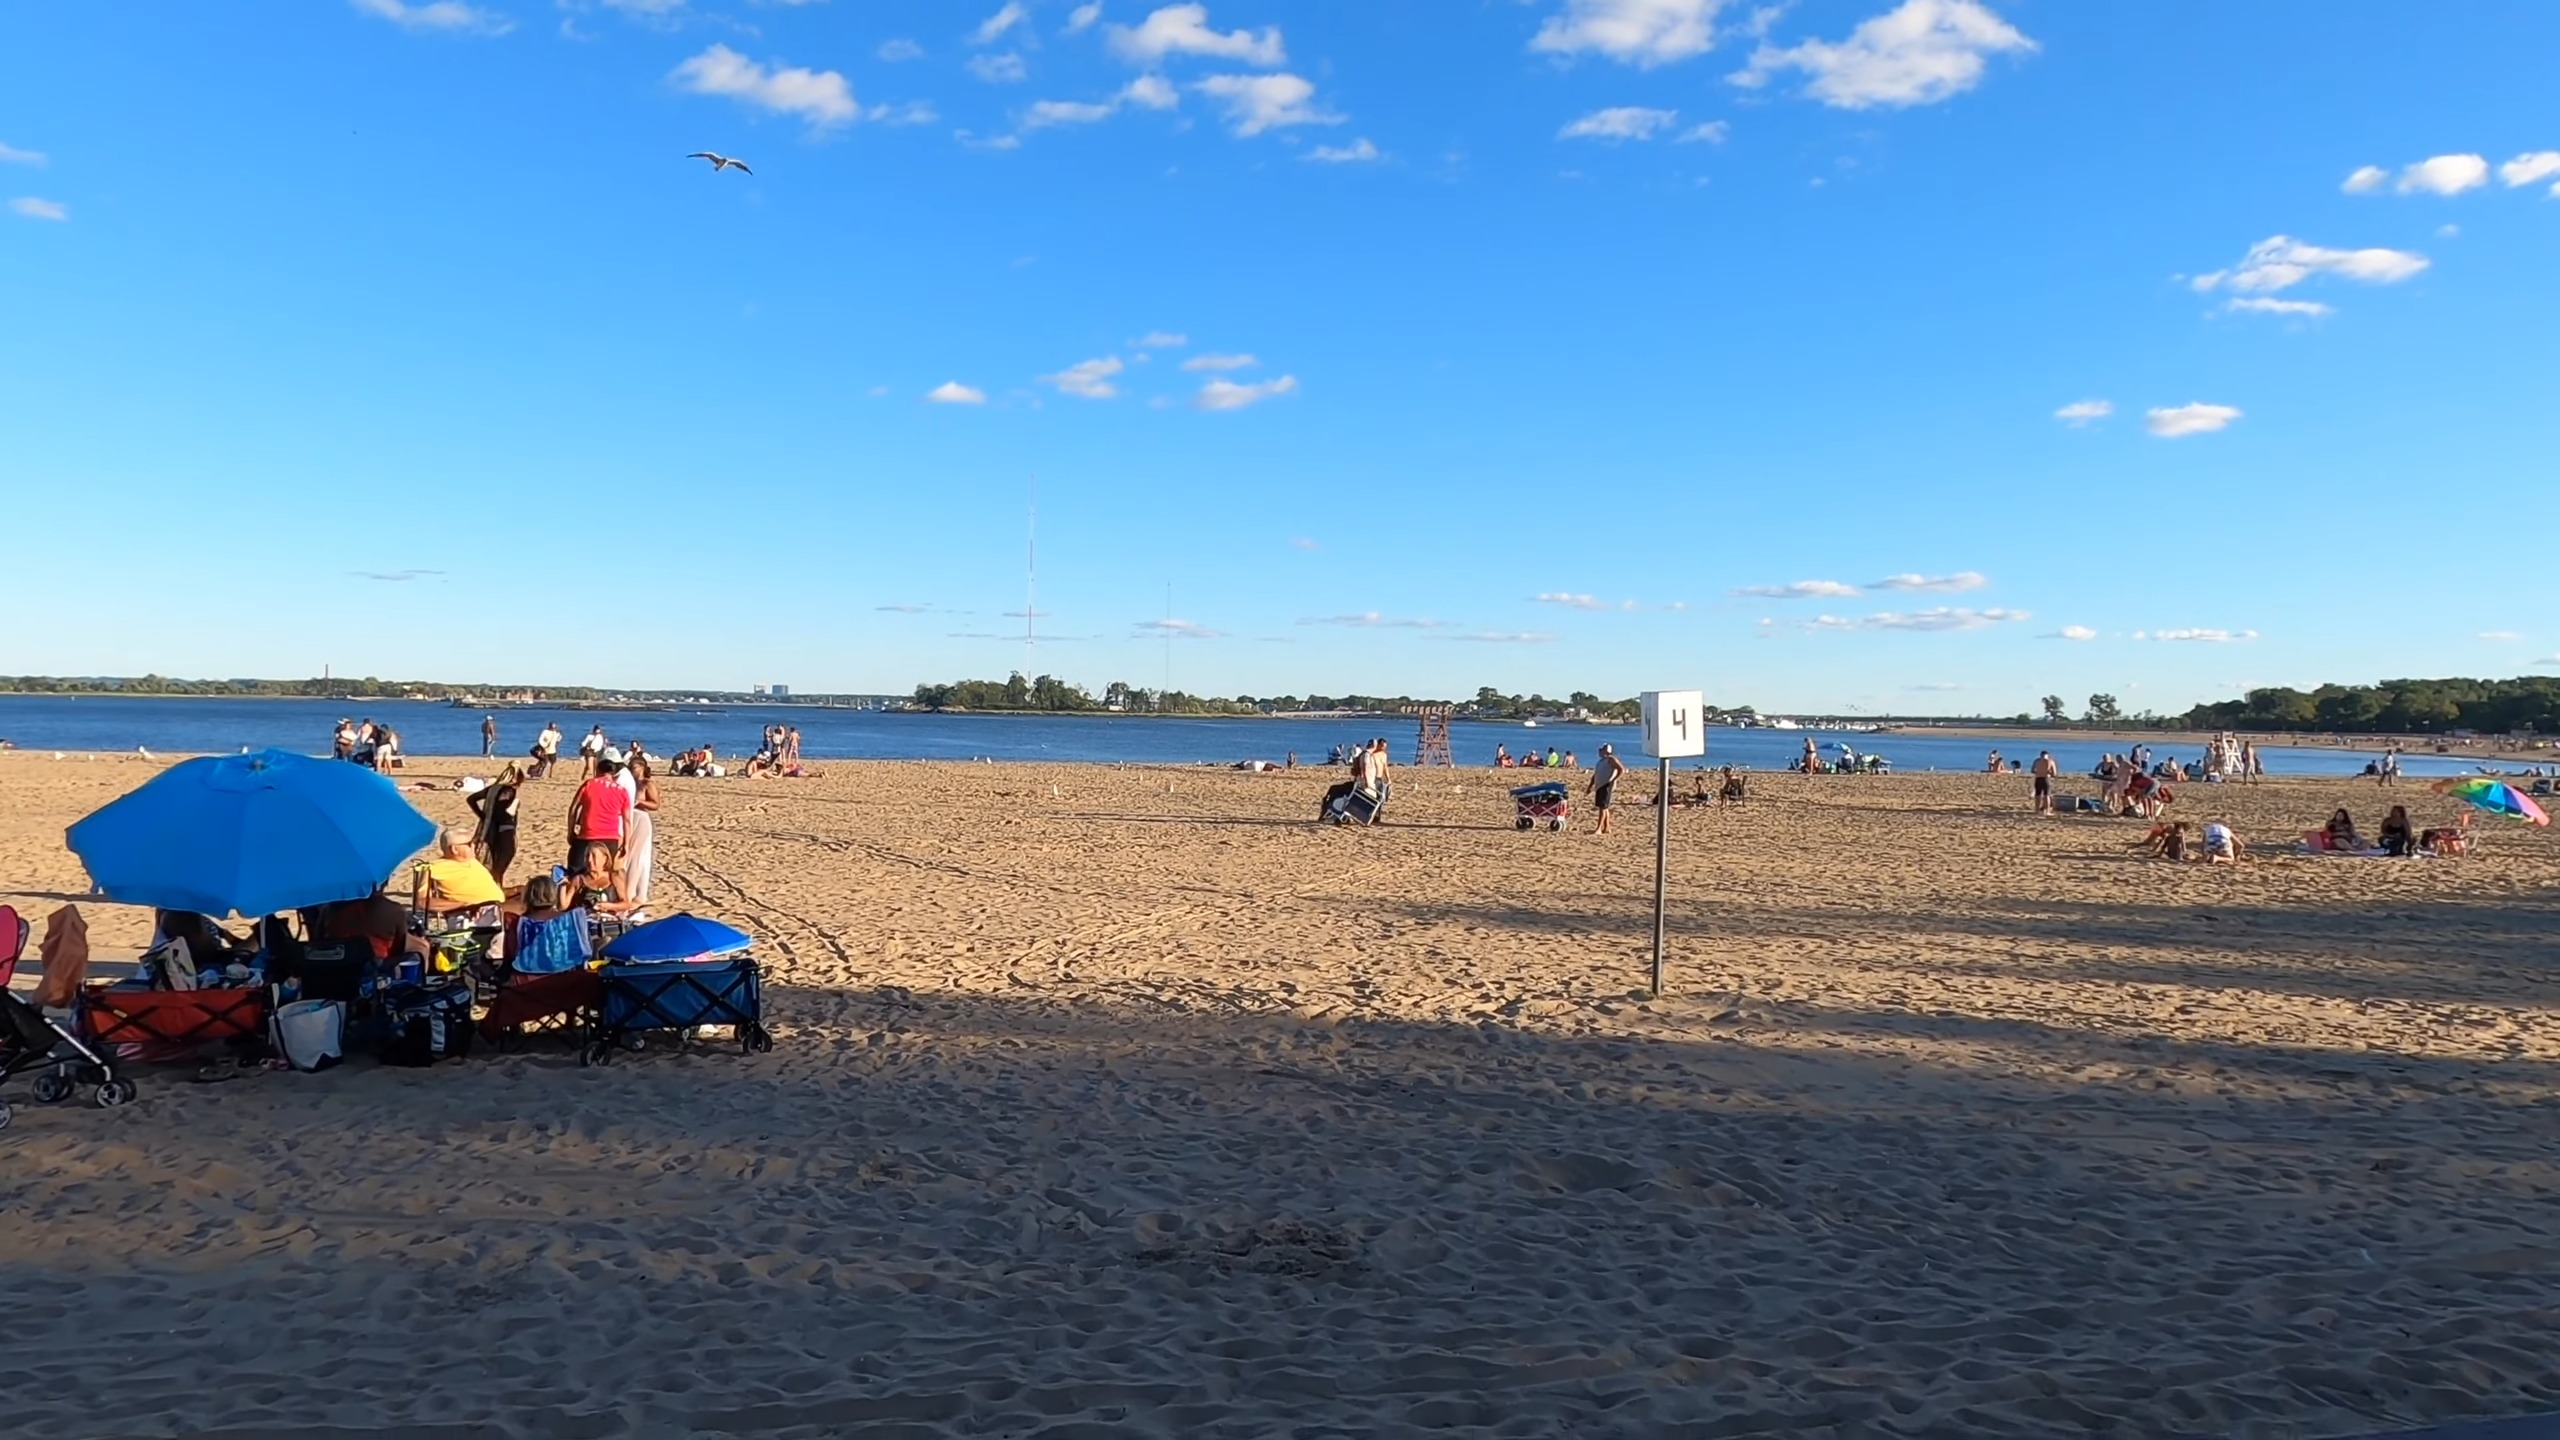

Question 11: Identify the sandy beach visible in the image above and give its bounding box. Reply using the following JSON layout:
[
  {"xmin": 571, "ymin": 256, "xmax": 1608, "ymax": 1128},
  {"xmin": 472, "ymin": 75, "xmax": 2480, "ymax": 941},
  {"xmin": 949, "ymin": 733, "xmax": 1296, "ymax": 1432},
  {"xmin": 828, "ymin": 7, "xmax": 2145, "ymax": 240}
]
[{"xmin": 5, "ymin": 751, "xmax": 2560, "ymax": 1439}]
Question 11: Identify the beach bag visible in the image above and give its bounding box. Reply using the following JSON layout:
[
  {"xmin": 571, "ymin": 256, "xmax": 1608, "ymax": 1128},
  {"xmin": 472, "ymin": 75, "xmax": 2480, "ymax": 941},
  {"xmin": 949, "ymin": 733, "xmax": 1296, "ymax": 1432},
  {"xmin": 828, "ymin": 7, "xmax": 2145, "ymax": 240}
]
[
  {"xmin": 147, "ymin": 938, "xmax": 198, "ymax": 992},
  {"xmin": 381, "ymin": 987, "xmax": 475, "ymax": 1067},
  {"xmin": 272, "ymin": 999, "xmax": 345, "ymax": 1073}
]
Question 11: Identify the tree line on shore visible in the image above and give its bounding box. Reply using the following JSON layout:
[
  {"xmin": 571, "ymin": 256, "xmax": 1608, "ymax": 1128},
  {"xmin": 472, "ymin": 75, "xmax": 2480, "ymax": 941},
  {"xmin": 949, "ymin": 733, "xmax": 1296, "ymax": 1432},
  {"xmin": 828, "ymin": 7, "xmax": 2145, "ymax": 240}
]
[
  {"xmin": 2010, "ymin": 677, "xmax": 2560, "ymax": 735},
  {"xmin": 10, "ymin": 671, "xmax": 2551, "ymax": 737}
]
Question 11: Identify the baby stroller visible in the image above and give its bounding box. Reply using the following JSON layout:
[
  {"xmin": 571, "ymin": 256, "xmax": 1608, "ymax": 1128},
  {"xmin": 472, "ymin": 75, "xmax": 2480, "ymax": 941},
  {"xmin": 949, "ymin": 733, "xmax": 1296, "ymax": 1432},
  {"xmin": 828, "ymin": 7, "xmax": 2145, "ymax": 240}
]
[{"xmin": 2, "ymin": 992, "xmax": 135, "ymax": 1131}]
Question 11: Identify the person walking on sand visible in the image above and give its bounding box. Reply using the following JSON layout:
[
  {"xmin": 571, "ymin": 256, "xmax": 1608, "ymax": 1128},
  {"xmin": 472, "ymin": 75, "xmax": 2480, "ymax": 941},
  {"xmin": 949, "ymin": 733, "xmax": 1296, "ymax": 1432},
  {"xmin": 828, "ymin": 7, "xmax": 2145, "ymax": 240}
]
[
  {"xmin": 2031, "ymin": 750, "xmax": 2058, "ymax": 814},
  {"xmin": 1802, "ymin": 736, "xmax": 1819, "ymax": 774},
  {"xmin": 531, "ymin": 720, "xmax": 562, "ymax": 779},
  {"xmin": 579, "ymin": 725, "xmax": 608, "ymax": 775},
  {"xmin": 481, "ymin": 714, "xmax": 498, "ymax": 759},
  {"xmin": 1590, "ymin": 743, "xmax": 1631, "ymax": 835}
]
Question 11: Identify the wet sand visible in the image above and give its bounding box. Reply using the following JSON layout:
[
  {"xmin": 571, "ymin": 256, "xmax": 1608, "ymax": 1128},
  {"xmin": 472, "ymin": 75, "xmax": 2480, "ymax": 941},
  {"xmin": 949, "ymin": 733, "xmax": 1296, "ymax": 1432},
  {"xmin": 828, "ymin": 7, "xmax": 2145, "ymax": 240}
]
[{"xmin": 4, "ymin": 752, "xmax": 2558, "ymax": 1439}]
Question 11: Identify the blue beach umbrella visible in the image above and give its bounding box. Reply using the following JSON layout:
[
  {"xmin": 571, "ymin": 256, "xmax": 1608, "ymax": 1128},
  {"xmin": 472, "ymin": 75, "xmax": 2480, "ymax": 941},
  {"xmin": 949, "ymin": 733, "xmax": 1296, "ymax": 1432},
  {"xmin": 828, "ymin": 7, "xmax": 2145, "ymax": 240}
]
[
  {"xmin": 65, "ymin": 748, "xmax": 439, "ymax": 918},
  {"xmin": 601, "ymin": 913, "xmax": 754, "ymax": 962}
]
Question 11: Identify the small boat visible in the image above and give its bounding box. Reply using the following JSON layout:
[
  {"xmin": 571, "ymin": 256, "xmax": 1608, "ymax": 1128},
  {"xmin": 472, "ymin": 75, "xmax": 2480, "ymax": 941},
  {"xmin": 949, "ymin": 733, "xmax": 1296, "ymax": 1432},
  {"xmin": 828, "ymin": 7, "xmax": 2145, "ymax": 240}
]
[{"xmin": 1522, "ymin": 720, "xmax": 1540, "ymax": 729}]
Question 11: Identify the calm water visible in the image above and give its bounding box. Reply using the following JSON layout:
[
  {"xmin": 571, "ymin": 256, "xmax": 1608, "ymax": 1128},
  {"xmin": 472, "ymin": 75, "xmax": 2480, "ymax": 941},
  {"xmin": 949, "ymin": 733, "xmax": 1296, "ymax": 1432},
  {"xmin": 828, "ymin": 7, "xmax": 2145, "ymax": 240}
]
[{"xmin": 0, "ymin": 695, "xmax": 2490, "ymax": 778}]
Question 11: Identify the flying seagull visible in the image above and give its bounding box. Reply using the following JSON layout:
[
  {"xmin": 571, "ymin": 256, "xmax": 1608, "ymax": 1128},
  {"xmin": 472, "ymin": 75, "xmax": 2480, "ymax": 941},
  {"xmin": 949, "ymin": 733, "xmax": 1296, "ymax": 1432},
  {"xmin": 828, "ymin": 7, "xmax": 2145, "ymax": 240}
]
[{"xmin": 686, "ymin": 151, "xmax": 753, "ymax": 176}]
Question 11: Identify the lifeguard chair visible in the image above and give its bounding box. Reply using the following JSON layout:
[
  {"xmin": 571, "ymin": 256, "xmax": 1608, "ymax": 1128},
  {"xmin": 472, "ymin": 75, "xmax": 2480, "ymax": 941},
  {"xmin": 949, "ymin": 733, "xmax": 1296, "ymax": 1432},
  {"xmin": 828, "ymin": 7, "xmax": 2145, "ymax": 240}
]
[{"xmin": 1407, "ymin": 705, "xmax": 1455, "ymax": 767}]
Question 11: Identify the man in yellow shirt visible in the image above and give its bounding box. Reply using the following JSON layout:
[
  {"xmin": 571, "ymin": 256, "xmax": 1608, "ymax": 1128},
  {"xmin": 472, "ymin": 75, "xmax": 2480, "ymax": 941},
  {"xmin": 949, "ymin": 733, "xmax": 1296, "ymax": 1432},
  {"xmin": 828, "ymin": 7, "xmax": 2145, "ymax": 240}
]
[{"xmin": 414, "ymin": 826, "xmax": 504, "ymax": 914}]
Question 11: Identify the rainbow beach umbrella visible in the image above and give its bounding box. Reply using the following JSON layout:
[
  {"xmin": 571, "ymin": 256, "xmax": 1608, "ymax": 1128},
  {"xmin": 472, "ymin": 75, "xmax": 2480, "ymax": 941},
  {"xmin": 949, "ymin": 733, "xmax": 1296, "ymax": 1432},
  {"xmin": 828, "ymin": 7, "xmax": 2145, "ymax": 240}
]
[{"xmin": 2431, "ymin": 777, "xmax": 2551, "ymax": 826}]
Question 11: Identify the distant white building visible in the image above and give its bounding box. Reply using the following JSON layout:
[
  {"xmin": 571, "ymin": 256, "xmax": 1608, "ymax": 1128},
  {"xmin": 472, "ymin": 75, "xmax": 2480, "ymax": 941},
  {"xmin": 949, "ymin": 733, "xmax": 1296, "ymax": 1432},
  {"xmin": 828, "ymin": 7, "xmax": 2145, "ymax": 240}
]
[{"xmin": 769, "ymin": 684, "xmax": 789, "ymax": 699}]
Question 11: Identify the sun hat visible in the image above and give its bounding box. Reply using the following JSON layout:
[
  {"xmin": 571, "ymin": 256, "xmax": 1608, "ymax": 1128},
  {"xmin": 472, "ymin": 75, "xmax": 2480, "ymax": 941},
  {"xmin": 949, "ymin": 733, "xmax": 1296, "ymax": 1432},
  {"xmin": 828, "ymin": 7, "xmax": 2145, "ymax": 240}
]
[{"xmin": 601, "ymin": 746, "xmax": 626, "ymax": 765}]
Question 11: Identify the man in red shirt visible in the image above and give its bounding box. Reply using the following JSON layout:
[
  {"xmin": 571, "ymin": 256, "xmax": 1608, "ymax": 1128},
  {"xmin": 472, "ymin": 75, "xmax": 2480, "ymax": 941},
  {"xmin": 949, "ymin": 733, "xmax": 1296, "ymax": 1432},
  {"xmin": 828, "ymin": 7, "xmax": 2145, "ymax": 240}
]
[{"xmin": 566, "ymin": 750, "xmax": 634, "ymax": 878}]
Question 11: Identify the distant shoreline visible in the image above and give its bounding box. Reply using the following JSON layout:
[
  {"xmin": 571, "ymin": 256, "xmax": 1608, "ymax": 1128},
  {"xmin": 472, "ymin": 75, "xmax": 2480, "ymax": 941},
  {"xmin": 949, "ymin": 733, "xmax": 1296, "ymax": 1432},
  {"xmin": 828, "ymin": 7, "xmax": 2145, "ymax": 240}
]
[{"xmin": 1914, "ymin": 723, "xmax": 2555, "ymax": 765}]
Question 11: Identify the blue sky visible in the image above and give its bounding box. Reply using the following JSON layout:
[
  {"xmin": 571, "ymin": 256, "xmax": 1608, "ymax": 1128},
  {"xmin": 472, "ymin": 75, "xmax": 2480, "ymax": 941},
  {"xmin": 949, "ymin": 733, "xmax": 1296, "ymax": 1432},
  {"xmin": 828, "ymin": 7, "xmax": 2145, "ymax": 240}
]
[{"xmin": 4, "ymin": 1, "xmax": 2555, "ymax": 713}]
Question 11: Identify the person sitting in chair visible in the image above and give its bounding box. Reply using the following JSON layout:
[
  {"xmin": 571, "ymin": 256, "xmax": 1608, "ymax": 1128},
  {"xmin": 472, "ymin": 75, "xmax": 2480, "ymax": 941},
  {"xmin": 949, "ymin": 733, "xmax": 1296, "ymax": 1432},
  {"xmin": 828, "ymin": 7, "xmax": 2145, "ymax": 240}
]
[
  {"xmin": 1719, "ymin": 766, "xmax": 1748, "ymax": 805},
  {"xmin": 414, "ymin": 825, "xmax": 505, "ymax": 916}
]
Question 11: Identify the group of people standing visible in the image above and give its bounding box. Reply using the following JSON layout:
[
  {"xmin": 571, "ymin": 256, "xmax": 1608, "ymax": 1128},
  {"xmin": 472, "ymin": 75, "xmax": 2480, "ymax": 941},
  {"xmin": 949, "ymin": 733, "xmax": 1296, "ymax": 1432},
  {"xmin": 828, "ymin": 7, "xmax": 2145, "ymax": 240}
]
[{"xmin": 446, "ymin": 721, "xmax": 663, "ymax": 921}]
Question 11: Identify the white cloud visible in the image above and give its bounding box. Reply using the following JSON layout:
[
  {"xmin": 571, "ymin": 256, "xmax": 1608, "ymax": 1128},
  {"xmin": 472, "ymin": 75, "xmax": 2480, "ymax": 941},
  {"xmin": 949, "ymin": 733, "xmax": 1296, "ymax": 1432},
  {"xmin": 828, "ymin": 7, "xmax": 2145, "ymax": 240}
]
[
  {"xmin": 1039, "ymin": 356, "xmax": 1125, "ymax": 399},
  {"xmin": 2500, "ymin": 151, "xmax": 2560, "ymax": 188},
  {"xmin": 2048, "ymin": 625, "xmax": 2098, "ymax": 641},
  {"xmin": 2481, "ymin": 630, "xmax": 2523, "ymax": 642},
  {"xmin": 926, "ymin": 381, "xmax": 987, "ymax": 404},
  {"xmin": 1067, "ymin": 3, "xmax": 1103, "ymax": 34},
  {"xmin": 1870, "ymin": 571, "xmax": 1987, "ymax": 593},
  {"xmin": 671, "ymin": 45, "xmax": 859, "ymax": 130},
  {"xmin": 349, "ymin": 0, "xmax": 515, "ymax": 35},
  {"xmin": 2341, "ymin": 165, "xmax": 2388, "ymax": 195},
  {"xmin": 2138, "ymin": 628, "xmax": 2258, "ymax": 643},
  {"xmin": 1119, "ymin": 73, "xmax": 1180, "ymax": 108},
  {"xmin": 10, "ymin": 197, "xmax": 67, "ymax": 221},
  {"xmin": 1733, "ymin": 579, "xmax": 1861, "ymax": 599},
  {"xmin": 1534, "ymin": 592, "xmax": 1608, "ymax": 610},
  {"xmin": 1195, "ymin": 374, "xmax": 1298, "ymax": 409},
  {"xmin": 2397, "ymin": 153, "xmax": 2488, "ymax": 196},
  {"xmin": 1560, "ymin": 106, "xmax": 1680, "ymax": 142},
  {"xmin": 972, "ymin": 1, "xmax": 1029, "ymax": 45},
  {"xmin": 1020, "ymin": 75, "xmax": 1177, "ymax": 131},
  {"xmin": 1298, "ymin": 613, "xmax": 1447, "ymax": 629},
  {"xmin": 2145, "ymin": 402, "xmax": 2243, "ymax": 438},
  {"xmin": 1181, "ymin": 352, "xmax": 1257, "ymax": 371},
  {"xmin": 2054, "ymin": 398, "xmax": 2112, "ymax": 426},
  {"xmin": 1289, "ymin": 536, "xmax": 1320, "ymax": 551},
  {"xmin": 1108, "ymin": 4, "xmax": 1285, "ymax": 66},
  {"xmin": 1307, "ymin": 137, "xmax": 1383, "ymax": 163},
  {"xmin": 2224, "ymin": 296, "xmax": 2333, "ymax": 318},
  {"xmin": 2191, "ymin": 235, "xmax": 2428, "ymax": 294},
  {"xmin": 970, "ymin": 52, "xmax": 1029, "ymax": 82},
  {"xmin": 866, "ymin": 100, "xmax": 939, "ymax": 126},
  {"xmin": 1136, "ymin": 618, "xmax": 1223, "ymax": 639},
  {"xmin": 2438, "ymin": 223, "xmax": 2460, "ymax": 238},
  {"xmin": 877, "ymin": 38, "xmax": 924, "ymax": 62},
  {"xmin": 1193, "ymin": 73, "xmax": 1337, "ymax": 135},
  {"xmin": 1445, "ymin": 631, "xmax": 1558, "ymax": 644},
  {"xmin": 1678, "ymin": 119, "xmax": 1730, "ymax": 143},
  {"xmin": 1907, "ymin": 683, "xmax": 1962, "ymax": 692},
  {"xmin": 1134, "ymin": 331, "xmax": 1188, "ymax": 348},
  {"xmin": 1532, "ymin": 0, "xmax": 1725, "ymax": 68},
  {"xmin": 1803, "ymin": 607, "xmax": 2030, "ymax": 633},
  {"xmin": 1734, "ymin": 0, "xmax": 2035, "ymax": 110},
  {"xmin": 0, "ymin": 142, "xmax": 46, "ymax": 167},
  {"xmin": 1023, "ymin": 98, "xmax": 1118, "ymax": 128}
]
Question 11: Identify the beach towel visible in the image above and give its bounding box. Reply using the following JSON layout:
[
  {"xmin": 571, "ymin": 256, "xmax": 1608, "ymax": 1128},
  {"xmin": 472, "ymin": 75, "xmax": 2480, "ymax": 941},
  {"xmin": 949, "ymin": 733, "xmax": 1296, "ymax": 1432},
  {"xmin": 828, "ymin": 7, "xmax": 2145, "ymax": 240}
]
[
  {"xmin": 34, "ymin": 905, "xmax": 89, "ymax": 1009},
  {"xmin": 512, "ymin": 915, "xmax": 593, "ymax": 976}
]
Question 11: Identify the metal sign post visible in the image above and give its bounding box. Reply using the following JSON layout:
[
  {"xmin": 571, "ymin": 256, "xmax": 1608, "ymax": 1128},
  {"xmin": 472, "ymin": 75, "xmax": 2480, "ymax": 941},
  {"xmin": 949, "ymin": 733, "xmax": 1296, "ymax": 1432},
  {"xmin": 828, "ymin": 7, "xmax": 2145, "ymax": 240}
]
[{"xmin": 1638, "ymin": 690, "xmax": 1706, "ymax": 998}]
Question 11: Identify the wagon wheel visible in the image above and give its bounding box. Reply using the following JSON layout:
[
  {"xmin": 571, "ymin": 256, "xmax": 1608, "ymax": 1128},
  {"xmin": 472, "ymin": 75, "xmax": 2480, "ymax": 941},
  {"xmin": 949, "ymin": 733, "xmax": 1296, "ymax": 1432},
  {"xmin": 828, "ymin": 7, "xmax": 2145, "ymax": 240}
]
[
  {"xmin": 580, "ymin": 1038, "xmax": 610, "ymax": 1067},
  {"xmin": 745, "ymin": 1025, "xmax": 774, "ymax": 1054}
]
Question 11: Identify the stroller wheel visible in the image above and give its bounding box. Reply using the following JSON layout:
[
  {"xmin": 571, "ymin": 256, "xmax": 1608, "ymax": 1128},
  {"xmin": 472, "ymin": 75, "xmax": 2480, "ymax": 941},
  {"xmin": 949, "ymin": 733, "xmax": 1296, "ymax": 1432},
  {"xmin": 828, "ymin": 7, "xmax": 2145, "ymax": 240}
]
[
  {"xmin": 0, "ymin": 1099, "xmax": 11, "ymax": 1132},
  {"xmin": 32, "ymin": 1073, "xmax": 73, "ymax": 1104},
  {"xmin": 96, "ymin": 1079, "xmax": 137, "ymax": 1108}
]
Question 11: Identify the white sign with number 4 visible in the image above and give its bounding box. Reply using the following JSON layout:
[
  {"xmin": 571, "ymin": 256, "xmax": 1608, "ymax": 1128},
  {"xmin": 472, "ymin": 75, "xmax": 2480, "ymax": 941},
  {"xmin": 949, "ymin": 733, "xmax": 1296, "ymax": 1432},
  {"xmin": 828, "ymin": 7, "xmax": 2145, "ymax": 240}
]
[{"xmin": 1640, "ymin": 690, "xmax": 1706, "ymax": 759}]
